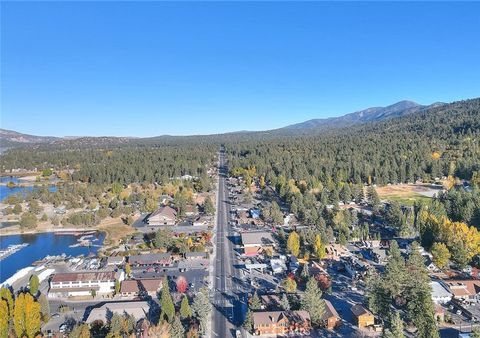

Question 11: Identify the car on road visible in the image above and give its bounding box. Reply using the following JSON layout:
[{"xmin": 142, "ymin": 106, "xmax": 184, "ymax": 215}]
[
  {"xmin": 236, "ymin": 329, "xmax": 242, "ymax": 337},
  {"xmin": 51, "ymin": 313, "xmax": 60, "ymax": 318}
]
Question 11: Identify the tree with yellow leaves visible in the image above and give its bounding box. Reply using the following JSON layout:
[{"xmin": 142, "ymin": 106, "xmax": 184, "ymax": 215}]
[
  {"xmin": 14, "ymin": 292, "xmax": 41, "ymax": 338},
  {"xmin": 313, "ymin": 234, "xmax": 326, "ymax": 259},
  {"xmin": 0, "ymin": 299, "xmax": 9, "ymax": 338},
  {"xmin": 287, "ymin": 231, "xmax": 300, "ymax": 257}
]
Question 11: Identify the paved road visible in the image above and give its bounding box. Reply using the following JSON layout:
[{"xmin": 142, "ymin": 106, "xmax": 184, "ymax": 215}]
[{"xmin": 211, "ymin": 148, "xmax": 246, "ymax": 338}]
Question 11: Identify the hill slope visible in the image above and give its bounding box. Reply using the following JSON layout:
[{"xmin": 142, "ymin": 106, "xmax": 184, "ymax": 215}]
[{"xmin": 283, "ymin": 100, "xmax": 430, "ymax": 130}]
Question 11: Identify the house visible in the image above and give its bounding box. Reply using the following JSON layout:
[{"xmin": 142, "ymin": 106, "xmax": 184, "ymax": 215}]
[
  {"xmin": 85, "ymin": 301, "xmax": 151, "ymax": 324},
  {"xmin": 430, "ymin": 281, "xmax": 452, "ymax": 304},
  {"xmin": 343, "ymin": 257, "xmax": 369, "ymax": 279},
  {"xmin": 441, "ymin": 280, "xmax": 480, "ymax": 302},
  {"xmin": 260, "ymin": 294, "xmax": 282, "ymax": 310},
  {"xmin": 106, "ymin": 256, "xmax": 125, "ymax": 267},
  {"xmin": 323, "ymin": 299, "xmax": 341, "ymax": 330},
  {"xmin": 185, "ymin": 252, "xmax": 207, "ymax": 260},
  {"xmin": 193, "ymin": 215, "xmax": 210, "ymax": 226},
  {"xmin": 184, "ymin": 205, "xmax": 197, "ymax": 217},
  {"xmin": 129, "ymin": 253, "xmax": 172, "ymax": 267},
  {"xmin": 270, "ymin": 258, "xmax": 287, "ymax": 274},
  {"xmin": 289, "ymin": 255, "xmax": 300, "ymax": 273},
  {"xmin": 241, "ymin": 231, "xmax": 275, "ymax": 256},
  {"xmin": 368, "ymin": 247, "xmax": 388, "ymax": 264},
  {"xmin": 351, "ymin": 304, "xmax": 374, "ymax": 328},
  {"xmin": 120, "ymin": 279, "xmax": 164, "ymax": 298},
  {"xmin": 425, "ymin": 256, "xmax": 440, "ymax": 272},
  {"xmin": 48, "ymin": 271, "xmax": 123, "ymax": 299},
  {"xmin": 252, "ymin": 311, "xmax": 311, "ymax": 336},
  {"xmin": 147, "ymin": 206, "xmax": 176, "ymax": 226}
]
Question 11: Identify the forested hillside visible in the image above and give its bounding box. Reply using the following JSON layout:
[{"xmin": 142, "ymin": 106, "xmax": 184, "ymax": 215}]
[
  {"xmin": 228, "ymin": 98, "xmax": 480, "ymax": 185},
  {"xmin": 0, "ymin": 141, "xmax": 218, "ymax": 185}
]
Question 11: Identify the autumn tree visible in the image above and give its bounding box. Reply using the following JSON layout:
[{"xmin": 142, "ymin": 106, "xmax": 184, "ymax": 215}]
[
  {"xmin": 313, "ymin": 234, "xmax": 326, "ymax": 259},
  {"xmin": 70, "ymin": 323, "xmax": 91, "ymax": 338},
  {"xmin": 0, "ymin": 299, "xmax": 9, "ymax": 338},
  {"xmin": 281, "ymin": 276, "xmax": 297, "ymax": 293},
  {"xmin": 287, "ymin": 231, "xmax": 300, "ymax": 257},
  {"xmin": 14, "ymin": 292, "xmax": 41, "ymax": 338},
  {"xmin": 125, "ymin": 263, "xmax": 131, "ymax": 276},
  {"xmin": 0, "ymin": 287, "xmax": 14, "ymax": 321},
  {"xmin": 176, "ymin": 276, "xmax": 188, "ymax": 293},
  {"xmin": 431, "ymin": 242, "xmax": 451, "ymax": 269}
]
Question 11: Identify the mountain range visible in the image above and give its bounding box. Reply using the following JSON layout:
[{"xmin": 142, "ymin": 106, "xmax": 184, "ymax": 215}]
[{"xmin": 0, "ymin": 99, "xmax": 453, "ymax": 149}]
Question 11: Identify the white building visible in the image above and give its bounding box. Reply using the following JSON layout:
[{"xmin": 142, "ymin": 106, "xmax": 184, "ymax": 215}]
[
  {"xmin": 48, "ymin": 271, "xmax": 124, "ymax": 299},
  {"xmin": 430, "ymin": 281, "xmax": 452, "ymax": 304}
]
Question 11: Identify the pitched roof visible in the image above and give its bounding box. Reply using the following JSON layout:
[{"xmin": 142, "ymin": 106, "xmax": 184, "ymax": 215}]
[
  {"xmin": 129, "ymin": 253, "xmax": 171, "ymax": 265},
  {"xmin": 120, "ymin": 280, "xmax": 140, "ymax": 293},
  {"xmin": 241, "ymin": 231, "xmax": 274, "ymax": 246},
  {"xmin": 351, "ymin": 304, "xmax": 372, "ymax": 317},
  {"xmin": 252, "ymin": 310, "xmax": 310, "ymax": 326},
  {"xmin": 149, "ymin": 206, "xmax": 177, "ymax": 220},
  {"xmin": 86, "ymin": 301, "xmax": 150, "ymax": 324},
  {"xmin": 323, "ymin": 299, "xmax": 340, "ymax": 319}
]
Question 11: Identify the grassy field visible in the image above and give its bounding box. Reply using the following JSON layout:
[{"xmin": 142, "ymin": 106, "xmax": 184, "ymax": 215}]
[
  {"xmin": 375, "ymin": 184, "xmax": 440, "ymax": 206},
  {"xmin": 97, "ymin": 217, "xmax": 136, "ymax": 247}
]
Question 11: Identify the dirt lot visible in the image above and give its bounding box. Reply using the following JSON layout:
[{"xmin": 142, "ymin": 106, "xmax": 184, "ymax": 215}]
[{"xmin": 375, "ymin": 183, "xmax": 443, "ymax": 205}]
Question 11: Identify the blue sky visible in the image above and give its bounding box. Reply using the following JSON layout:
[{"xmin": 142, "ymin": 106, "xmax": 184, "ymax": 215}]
[{"xmin": 1, "ymin": 1, "xmax": 479, "ymax": 137}]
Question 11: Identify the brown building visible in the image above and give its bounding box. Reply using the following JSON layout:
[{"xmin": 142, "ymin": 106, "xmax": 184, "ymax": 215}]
[
  {"xmin": 351, "ymin": 304, "xmax": 374, "ymax": 328},
  {"xmin": 252, "ymin": 310, "xmax": 310, "ymax": 336},
  {"xmin": 323, "ymin": 299, "xmax": 341, "ymax": 330},
  {"xmin": 120, "ymin": 278, "xmax": 163, "ymax": 298},
  {"xmin": 147, "ymin": 206, "xmax": 177, "ymax": 226}
]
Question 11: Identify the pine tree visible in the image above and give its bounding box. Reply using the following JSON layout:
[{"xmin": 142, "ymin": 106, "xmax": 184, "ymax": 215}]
[
  {"xmin": 171, "ymin": 316, "xmax": 185, "ymax": 338},
  {"xmin": 382, "ymin": 311, "xmax": 404, "ymax": 338},
  {"xmin": 203, "ymin": 196, "xmax": 215, "ymax": 215},
  {"xmin": 280, "ymin": 294, "xmax": 291, "ymax": 311},
  {"xmin": 160, "ymin": 278, "xmax": 175, "ymax": 323},
  {"xmin": 301, "ymin": 263, "xmax": 310, "ymax": 280},
  {"xmin": 300, "ymin": 277, "xmax": 325, "ymax": 327},
  {"xmin": 192, "ymin": 288, "xmax": 211, "ymax": 336},
  {"xmin": 243, "ymin": 309, "xmax": 253, "ymax": 332},
  {"xmin": 180, "ymin": 294, "xmax": 192, "ymax": 319},
  {"xmin": 250, "ymin": 291, "xmax": 261, "ymax": 310}
]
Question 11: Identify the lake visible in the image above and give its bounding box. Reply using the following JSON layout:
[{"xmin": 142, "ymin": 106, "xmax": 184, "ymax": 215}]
[
  {"xmin": 0, "ymin": 176, "xmax": 57, "ymax": 201},
  {"xmin": 0, "ymin": 232, "xmax": 105, "ymax": 283}
]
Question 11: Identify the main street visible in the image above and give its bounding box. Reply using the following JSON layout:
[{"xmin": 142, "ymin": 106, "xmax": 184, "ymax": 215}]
[{"xmin": 211, "ymin": 147, "xmax": 245, "ymax": 338}]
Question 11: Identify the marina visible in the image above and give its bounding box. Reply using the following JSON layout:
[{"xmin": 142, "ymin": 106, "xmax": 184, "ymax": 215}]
[{"xmin": 0, "ymin": 243, "xmax": 29, "ymax": 261}]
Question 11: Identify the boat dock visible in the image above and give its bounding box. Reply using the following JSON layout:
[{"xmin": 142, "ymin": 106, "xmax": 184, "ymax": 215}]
[{"xmin": 0, "ymin": 243, "xmax": 29, "ymax": 261}]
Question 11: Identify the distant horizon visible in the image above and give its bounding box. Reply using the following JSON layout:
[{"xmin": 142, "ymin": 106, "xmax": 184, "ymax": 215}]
[
  {"xmin": 2, "ymin": 2, "xmax": 480, "ymax": 137},
  {"xmin": 3, "ymin": 97, "xmax": 476, "ymax": 138}
]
